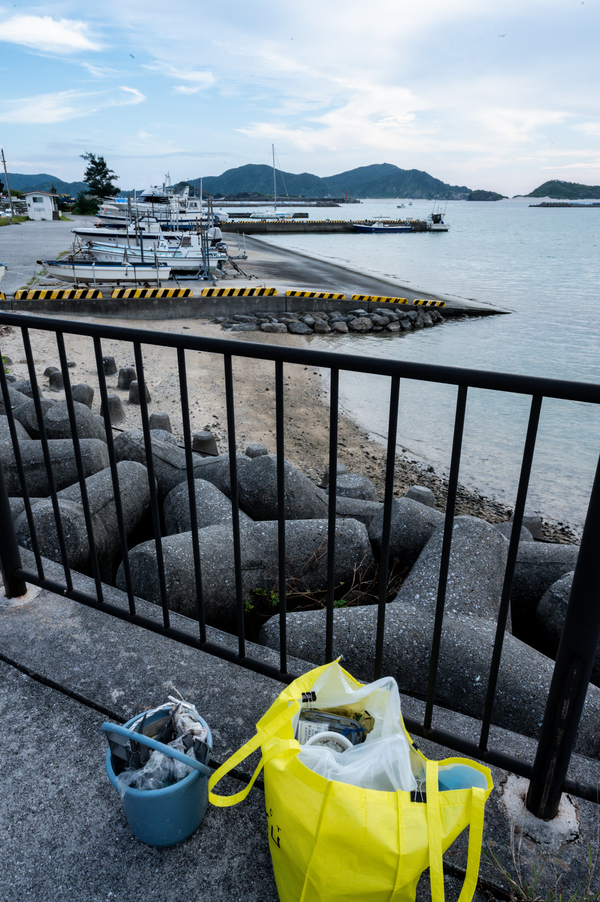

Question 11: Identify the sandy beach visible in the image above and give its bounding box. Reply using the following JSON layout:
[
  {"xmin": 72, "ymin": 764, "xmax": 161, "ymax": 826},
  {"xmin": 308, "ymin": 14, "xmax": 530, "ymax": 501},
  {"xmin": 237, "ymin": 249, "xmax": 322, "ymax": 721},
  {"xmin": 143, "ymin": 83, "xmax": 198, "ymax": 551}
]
[{"xmin": 0, "ymin": 222, "xmax": 575, "ymax": 541}]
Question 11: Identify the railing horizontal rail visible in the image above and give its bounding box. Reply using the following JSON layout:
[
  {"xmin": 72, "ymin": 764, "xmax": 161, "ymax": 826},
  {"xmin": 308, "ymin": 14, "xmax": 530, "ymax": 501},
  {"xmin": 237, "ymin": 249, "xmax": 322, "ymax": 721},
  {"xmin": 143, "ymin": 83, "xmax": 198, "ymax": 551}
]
[{"xmin": 0, "ymin": 310, "xmax": 599, "ymax": 404}]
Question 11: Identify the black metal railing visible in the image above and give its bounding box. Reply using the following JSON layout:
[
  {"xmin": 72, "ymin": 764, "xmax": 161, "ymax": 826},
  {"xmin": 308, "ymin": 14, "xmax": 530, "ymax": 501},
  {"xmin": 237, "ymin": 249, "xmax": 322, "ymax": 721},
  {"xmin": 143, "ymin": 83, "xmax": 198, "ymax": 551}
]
[{"xmin": 1, "ymin": 310, "xmax": 600, "ymax": 820}]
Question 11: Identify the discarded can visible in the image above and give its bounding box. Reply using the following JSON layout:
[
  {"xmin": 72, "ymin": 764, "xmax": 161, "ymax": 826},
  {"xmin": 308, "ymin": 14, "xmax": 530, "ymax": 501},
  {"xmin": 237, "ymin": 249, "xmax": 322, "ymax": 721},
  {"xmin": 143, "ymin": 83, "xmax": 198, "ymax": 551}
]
[{"xmin": 296, "ymin": 710, "xmax": 365, "ymax": 746}]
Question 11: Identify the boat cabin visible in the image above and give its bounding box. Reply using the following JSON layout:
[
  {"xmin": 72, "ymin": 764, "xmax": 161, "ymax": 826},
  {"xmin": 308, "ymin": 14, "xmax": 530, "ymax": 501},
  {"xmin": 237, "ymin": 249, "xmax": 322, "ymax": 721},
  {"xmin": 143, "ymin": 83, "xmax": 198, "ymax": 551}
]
[{"xmin": 26, "ymin": 192, "xmax": 60, "ymax": 221}]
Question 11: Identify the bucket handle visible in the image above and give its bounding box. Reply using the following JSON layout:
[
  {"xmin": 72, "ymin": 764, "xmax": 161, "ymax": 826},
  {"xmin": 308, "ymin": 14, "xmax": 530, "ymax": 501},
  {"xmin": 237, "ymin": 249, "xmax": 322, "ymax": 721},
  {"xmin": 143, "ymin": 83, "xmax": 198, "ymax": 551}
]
[{"xmin": 101, "ymin": 722, "xmax": 211, "ymax": 777}]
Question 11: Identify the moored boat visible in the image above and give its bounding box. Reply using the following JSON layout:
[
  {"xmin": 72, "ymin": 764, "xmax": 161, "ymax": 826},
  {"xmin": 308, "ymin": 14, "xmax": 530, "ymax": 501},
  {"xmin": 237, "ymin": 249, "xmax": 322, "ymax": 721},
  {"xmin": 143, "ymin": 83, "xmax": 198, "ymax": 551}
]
[
  {"xmin": 353, "ymin": 220, "xmax": 412, "ymax": 233},
  {"xmin": 427, "ymin": 212, "xmax": 449, "ymax": 232},
  {"xmin": 38, "ymin": 258, "xmax": 171, "ymax": 284}
]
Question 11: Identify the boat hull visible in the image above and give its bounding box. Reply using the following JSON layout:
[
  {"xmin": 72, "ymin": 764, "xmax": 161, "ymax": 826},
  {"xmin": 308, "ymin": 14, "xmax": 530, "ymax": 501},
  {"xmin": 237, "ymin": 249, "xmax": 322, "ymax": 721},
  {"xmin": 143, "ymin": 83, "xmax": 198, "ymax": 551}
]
[
  {"xmin": 353, "ymin": 223, "xmax": 412, "ymax": 233},
  {"xmin": 40, "ymin": 259, "xmax": 171, "ymax": 284}
]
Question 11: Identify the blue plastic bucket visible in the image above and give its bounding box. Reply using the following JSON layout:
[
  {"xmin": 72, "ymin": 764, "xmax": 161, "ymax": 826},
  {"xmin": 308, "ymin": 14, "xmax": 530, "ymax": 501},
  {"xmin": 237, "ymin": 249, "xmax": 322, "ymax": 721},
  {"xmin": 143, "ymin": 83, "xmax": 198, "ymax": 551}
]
[{"xmin": 102, "ymin": 708, "xmax": 212, "ymax": 847}]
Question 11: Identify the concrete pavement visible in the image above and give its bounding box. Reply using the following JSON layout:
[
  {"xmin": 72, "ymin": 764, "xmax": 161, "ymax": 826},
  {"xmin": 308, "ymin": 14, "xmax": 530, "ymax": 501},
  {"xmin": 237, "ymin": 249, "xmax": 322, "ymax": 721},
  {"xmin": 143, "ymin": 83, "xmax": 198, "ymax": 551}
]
[{"xmin": 1, "ymin": 551, "xmax": 599, "ymax": 902}]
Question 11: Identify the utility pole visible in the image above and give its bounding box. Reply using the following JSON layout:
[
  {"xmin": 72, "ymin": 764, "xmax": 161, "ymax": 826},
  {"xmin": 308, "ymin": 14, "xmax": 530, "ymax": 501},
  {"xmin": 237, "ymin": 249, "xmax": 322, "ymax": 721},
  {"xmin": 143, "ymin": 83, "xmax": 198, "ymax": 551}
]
[{"xmin": 1, "ymin": 148, "xmax": 15, "ymax": 218}]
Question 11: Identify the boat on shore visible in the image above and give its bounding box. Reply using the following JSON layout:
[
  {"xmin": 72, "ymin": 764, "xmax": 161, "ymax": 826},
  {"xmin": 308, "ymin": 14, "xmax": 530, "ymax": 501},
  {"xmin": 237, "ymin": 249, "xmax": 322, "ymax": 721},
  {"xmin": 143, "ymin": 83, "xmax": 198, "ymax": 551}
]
[
  {"xmin": 38, "ymin": 258, "xmax": 171, "ymax": 285},
  {"xmin": 353, "ymin": 221, "xmax": 412, "ymax": 233}
]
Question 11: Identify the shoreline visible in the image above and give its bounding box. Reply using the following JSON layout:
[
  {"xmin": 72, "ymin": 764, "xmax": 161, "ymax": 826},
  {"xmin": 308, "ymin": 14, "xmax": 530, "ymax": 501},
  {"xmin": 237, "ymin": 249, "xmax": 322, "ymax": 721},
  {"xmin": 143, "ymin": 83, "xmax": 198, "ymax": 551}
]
[{"xmin": 0, "ymin": 221, "xmax": 575, "ymax": 542}]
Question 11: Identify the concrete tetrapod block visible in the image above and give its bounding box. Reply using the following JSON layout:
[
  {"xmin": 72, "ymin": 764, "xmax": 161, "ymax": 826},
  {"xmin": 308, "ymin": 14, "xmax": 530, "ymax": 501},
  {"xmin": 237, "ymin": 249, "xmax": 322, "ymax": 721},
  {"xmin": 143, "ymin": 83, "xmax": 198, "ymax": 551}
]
[
  {"xmin": 0, "ymin": 387, "xmax": 32, "ymax": 414},
  {"xmin": 236, "ymin": 454, "xmax": 329, "ymax": 521},
  {"xmin": 117, "ymin": 517, "xmax": 373, "ymax": 631},
  {"xmin": 148, "ymin": 411, "xmax": 172, "ymax": 433},
  {"xmin": 395, "ymin": 515, "xmax": 510, "ymax": 626},
  {"xmin": 163, "ymin": 478, "xmax": 254, "ymax": 535},
  {"xmin": 13, "ymin": 460, "xmax": 152, "ymax": 581},
  {"xmin": 333, "ymin": 497, "xmax": 382, "ymax": 529},
  {"xmin": 406, "ymin": 485, "xmax": 436, "ymax": 508},
  {"xmin": 368, "ymin": 496, "xmax": 444, "ymax": 569},
  {"xmin": 13, "ymin": 398, "xmax": 106, "ymax": 441},
  {"xmin": 532, "ymin": 571, "xmax": 600, "ymax": 687},
  {"xmin": 0, "ymin": 438, "xmax": 110, "ymax": 496},
  {"xmin": 113, "ymin": 429, "xmax": 246, "ymax": 500},
  {"xmin": 99, "ymin": 393, "xmax": 126, "ymax": 426},
  {"xmin": 511, "ymin": 541, "xmax": 580, "ymax": 646},
  {"xmin": 71, "ymin": 383, "xmax": 94, "ymax": 409},
  {"xmin": 258, "ymin": 600, "xmax": 600, "ymax": 761},
  {"xmin": 327, "ymin": 473, "xmax": 379, "ymax": 502},
  {"xmin": 0, "ymin": 414, "xmax": 31, "ymax": 444}
]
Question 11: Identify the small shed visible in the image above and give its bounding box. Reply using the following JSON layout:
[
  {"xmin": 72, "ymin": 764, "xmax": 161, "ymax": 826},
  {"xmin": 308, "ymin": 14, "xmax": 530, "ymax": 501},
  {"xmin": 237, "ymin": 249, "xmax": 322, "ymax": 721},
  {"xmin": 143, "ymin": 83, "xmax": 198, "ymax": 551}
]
[{"xmin": 25, "ymin": 192, "xmax": 59, "ymax": 221}]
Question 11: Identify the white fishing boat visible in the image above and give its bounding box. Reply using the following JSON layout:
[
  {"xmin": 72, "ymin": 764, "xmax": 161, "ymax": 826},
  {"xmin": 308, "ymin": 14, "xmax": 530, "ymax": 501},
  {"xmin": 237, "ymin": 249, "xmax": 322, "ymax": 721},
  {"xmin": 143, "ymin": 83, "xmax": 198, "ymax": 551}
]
[
  {"xmin": 38, "ymin": 258, "xmax": 171, "ymax": 284},
  {"xmin": 98, "ymin": 183, "xmax": 229, "ymax": 228},
  {"xmin": 83, "ymin": 228, "xmax": 229, "ymax": 274},
  {"xmin": 427, "ymin": 211, "xmax": 450, "ymax": 232}
]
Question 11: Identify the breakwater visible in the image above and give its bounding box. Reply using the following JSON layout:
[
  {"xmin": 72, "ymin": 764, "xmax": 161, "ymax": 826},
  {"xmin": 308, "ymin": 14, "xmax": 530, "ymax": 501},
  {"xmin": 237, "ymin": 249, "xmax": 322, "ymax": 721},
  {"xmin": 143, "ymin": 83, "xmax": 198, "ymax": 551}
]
[{"xmin": 220, "ymin": 219, "xmax": 429, "ymax": 234}]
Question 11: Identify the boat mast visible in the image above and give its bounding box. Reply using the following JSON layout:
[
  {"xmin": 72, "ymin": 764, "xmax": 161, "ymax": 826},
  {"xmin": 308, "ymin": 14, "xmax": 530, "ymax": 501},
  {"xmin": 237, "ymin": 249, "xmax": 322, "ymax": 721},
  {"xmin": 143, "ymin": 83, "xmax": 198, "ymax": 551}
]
[{"xmin": 272, "ymin": 144, "xmax": 276, "ymax": 212}]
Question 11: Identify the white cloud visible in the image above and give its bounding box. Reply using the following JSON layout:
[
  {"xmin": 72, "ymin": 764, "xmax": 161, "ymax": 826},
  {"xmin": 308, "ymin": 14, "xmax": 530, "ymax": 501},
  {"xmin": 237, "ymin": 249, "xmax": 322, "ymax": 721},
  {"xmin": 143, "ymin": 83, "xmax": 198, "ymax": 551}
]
[
  {"xmin": 115, "ymin": 87, "xmax": 146, "ymax": 105},
  {"xmin": 0, "ymin": 90, "xmax": 94, "ymax": 124},
  {"xmin": 0, "ymin": 14, "xmax": 101, "ymax": 53},
  {"xmin": 144, "ymin": 61, "xmax": 215, "ymax": 93}
]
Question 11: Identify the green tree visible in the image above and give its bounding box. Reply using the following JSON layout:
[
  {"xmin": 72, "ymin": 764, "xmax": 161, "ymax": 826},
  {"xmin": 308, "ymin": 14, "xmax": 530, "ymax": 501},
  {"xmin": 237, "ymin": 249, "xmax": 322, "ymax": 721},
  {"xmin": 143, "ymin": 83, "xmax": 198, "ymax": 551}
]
[{"xmin": 80, "ymin": 152, "xmax": 119, "ymax": 197}]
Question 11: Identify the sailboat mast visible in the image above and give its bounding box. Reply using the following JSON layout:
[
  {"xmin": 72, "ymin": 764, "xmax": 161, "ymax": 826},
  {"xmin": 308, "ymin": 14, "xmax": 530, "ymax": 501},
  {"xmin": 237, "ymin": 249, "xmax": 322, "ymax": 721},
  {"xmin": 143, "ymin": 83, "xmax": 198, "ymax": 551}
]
[{"xmin": 272, "ymin": 144, "xmax": 276, "ymax": 212}]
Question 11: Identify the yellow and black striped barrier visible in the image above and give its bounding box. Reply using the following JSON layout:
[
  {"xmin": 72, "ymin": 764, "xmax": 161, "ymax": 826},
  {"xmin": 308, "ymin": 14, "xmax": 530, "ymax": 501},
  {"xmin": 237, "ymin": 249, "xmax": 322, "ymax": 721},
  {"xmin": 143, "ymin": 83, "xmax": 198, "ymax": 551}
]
[
  {"xmin": 14, "ymin": 288, "xmax": 104, "ymax": 300},
  {"xmin": 285, "ymin": 290, "xmax": 346, "ymax": 299},
  {"xmin": 351, "ymin": 294, "xmax": 408, "ymax": 304},
  {"xmin": 201, "ymin": 286, "xmax": 277, "ymax": 297},
  {"xmin": 111, "ymin": 287, "xmax": 193, "ymax": 299},
  {"xmin": 351, "ymin": 294, "xmax": 445, "ymax": 307}
]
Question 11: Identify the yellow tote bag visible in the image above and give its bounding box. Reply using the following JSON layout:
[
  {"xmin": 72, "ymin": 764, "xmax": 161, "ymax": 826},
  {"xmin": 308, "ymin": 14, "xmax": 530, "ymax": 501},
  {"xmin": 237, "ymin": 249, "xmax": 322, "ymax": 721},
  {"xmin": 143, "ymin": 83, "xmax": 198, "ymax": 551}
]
[{"xmin": 209, "ymin": 662, "xmax": 493, "ymax": 902}]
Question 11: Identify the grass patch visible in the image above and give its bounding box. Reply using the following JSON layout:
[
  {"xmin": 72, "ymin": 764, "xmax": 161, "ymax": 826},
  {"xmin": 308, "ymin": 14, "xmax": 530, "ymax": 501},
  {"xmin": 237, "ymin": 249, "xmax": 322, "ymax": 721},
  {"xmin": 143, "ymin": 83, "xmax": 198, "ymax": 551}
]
[{"xmin": 0, "ymin": 215, "xmax": 28, "ymax": 227}]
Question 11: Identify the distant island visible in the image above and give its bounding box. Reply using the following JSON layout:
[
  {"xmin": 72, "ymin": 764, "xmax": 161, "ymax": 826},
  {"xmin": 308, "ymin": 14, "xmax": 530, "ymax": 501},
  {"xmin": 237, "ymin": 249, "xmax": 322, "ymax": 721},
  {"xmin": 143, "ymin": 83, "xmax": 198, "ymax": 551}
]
[
  {"xmin": 5, "ymin": 162, "xmax": 506, "ymax": 202},
  {"xmin": 467, "ymin": 189, "xmax": 507, "ymax": 201},
  {"xmin": 527, "ymin": 180, "xmax": 600, "ymax": 200}
]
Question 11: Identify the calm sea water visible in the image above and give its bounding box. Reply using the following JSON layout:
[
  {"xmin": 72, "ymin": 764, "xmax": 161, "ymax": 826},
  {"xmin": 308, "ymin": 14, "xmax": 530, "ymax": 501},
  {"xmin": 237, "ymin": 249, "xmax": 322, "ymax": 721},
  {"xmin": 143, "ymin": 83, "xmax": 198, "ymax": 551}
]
[{"xmin": 260, "ymin": 198, "xmax": 600, "ymax": 534}]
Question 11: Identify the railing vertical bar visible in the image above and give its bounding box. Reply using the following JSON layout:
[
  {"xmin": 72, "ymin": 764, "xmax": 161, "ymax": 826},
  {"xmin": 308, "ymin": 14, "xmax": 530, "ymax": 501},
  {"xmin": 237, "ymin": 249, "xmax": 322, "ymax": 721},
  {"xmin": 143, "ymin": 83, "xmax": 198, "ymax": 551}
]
[
  {"xmin": 374, "ymin": 374, "xmax": 400, "ymax": 679},
  {"xmin": 133, "ymin": 341, "xmax": 170, "ymax": 628},
  {"xmin": 526, "ymin": 448, "xmax": 600, "ymax": 818},
  {"xmin": 325, "ymin": 367, "xmax": 340, "ymax": 663},
  {"xmin": 22, "ymin": 327, "xmax": 74, "ymax": 591},
  {"xmin": 479, "ymin": 394, "xmax": 542, "ymax": 750},
  {"xmin": 424, "ymin": 384, "xmax": 468, "ymax": 730},
  {"xmin": 177, "ymin": 347, "xmax": 206, "ymax": 643},
  {"xmin": 275, "ymin": 360, "xmax": 287, "ymax": 674},
  {"xmin": 223, "ymin": 353, "xmax": 245, "ymax": 658},
  {"xmin": 92, "ymin": 338, "xmax": 137, "ymax": 616},
  {"xmin": 0, "ymin": 336, "xmax": 45, "ymax": 579},
  {"xmin": 55, "ymin": 332, "xmax": 104, "ymax": 603},
  {"xmin": 0, "ymin": 453, "xmax": 26, "ymax": 596}
]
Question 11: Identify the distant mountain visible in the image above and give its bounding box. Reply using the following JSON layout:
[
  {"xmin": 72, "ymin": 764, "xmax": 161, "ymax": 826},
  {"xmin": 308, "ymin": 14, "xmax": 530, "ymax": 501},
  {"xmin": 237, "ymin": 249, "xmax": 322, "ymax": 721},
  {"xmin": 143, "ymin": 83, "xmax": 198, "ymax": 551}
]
[
  {"xmin": 199, "ymin": 165, "xmax": 334, "ymax": 198},
  {"xmin": 527, "ymin": 180, "xmax": 600, "ymax": 200},
  {"xmin": 6, "ymin": 162, "xmax": 497, "ymax": 200},
  {"xmin": 323, "ymin": 163, "xmax": 472, "ymax": 200},
  {"xmin": 4, "ymin": 173, "xmax": 88, "ymax": 196},
  {"xmin": 189, "ymin": 162, "xmax": 474, "ymax": 200}
]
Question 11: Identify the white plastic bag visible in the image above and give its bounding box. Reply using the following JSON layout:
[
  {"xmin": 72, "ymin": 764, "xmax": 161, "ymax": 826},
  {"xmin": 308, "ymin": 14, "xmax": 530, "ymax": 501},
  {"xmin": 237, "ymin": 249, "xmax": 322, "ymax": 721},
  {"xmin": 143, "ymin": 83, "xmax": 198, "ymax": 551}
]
[{"xmin": 295, "ymin": 662, "xmax": 417, "ymax": 792}]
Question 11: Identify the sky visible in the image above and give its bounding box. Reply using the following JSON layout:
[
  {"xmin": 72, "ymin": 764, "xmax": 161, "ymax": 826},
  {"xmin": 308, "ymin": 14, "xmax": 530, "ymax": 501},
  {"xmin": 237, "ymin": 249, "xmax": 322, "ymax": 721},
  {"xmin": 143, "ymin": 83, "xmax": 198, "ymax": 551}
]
[{"xmin": 0, "ymin": 0, "xmax": 598, "ymax": 196}]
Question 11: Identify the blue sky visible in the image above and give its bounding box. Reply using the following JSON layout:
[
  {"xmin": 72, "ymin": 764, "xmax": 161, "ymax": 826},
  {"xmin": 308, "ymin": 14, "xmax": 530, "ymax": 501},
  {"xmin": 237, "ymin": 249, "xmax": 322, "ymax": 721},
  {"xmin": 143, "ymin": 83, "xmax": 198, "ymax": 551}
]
[{"xmin": 0, "ymin": 1, "xmax": 598, "ymax": 195}]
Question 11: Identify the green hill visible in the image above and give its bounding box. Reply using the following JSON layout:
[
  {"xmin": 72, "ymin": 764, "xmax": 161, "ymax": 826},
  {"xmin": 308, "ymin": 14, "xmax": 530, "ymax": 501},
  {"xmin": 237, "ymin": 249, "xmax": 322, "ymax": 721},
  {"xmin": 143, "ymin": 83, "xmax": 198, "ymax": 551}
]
[
  {"xmin": 527, "ymin": 180, "xmax": 600, "ymax": 200},
  {"xmin": 468, "ymin": 189, "xmax": 506, "ymax": 201},
  {"xmin": 4, "ymin": 173, "xmax": 88, "ymax": 196},
  {"xmin": 199, "ymin": 164, "xmax": 334, "ymax": 198},
  {"xmin": 324, "ymin": 163, "xmax": 472, "ymax": 200}
]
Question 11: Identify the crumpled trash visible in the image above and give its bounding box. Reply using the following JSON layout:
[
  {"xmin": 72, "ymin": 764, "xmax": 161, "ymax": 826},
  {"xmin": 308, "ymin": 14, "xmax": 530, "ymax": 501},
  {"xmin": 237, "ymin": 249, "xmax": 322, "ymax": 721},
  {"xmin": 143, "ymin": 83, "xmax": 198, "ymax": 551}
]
[{"xmin": 105, "ymin": 697, "xmax": 210, "ymax": 796}]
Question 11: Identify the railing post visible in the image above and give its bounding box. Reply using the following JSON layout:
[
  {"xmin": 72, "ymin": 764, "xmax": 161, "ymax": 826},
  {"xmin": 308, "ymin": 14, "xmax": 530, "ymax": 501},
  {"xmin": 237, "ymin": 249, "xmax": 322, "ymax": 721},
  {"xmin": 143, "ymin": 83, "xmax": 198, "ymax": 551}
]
[
  {"xmin": 526, "ymin": 453, "xmax": 600, "ymax": 819},
  {"xmin": 0, "ymin": 462, "xmax": 27, "ymax": 597}
]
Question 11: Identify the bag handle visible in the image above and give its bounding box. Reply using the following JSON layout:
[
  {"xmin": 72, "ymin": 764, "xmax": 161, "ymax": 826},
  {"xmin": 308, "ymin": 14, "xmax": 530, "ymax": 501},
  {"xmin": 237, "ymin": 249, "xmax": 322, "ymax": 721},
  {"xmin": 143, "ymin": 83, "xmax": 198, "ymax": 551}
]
[
  {"xmin": 209, "ymin": 662, "xmax": 339, "ymax": 807},
  {"xmin": 208, "ymin": 700, "xmax": 301, "ymax": 807},
  {"xmin": 426, "ymin": 760, "xmax": 487, "ymax": 902}
]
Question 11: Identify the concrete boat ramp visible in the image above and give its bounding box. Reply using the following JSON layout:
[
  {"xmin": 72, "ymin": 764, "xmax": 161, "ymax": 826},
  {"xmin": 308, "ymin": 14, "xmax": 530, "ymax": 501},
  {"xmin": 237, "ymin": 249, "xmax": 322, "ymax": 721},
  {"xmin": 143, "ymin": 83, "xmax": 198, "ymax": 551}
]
[{"xmin": 0, "ymin": 218, "xmax": 509, "ymax": 318}]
